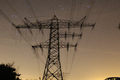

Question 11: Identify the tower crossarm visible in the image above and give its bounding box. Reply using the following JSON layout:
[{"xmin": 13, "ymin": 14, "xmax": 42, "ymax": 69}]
[
  {"xmin": 15, "ymin": 21, "xmax": 95, "ymax": 29},
  {"xmin": 58, "ymin": 16, "xmax": 96, "ymax": 29},
  {"xmin": 58, "ymin": 21, "xmax": 95, "ymax": 29},
  {"xmin": 32, "ymin": 42, "xmax": 78, "ymax": 52},
  {"xmin": 58, "ymin": 21, "xmax": 96, "ymax": 29},
  {"xmin": 59, "ymin": 32, "xmax": 82, "ymax": 39},
  {"xmin": 32, "ymin": 42, "xmax": 49, "ymax": 49},
  {"xmin": 15, "ymin": 19, "xmax": 52, "ymax": 29},
  {"xmin": 14, "ymin": 16, "xmax": 96, "ymax": 30},
  {"xmin": 59, "ymin": 42, "xmax": 77, "ymax": 48}
]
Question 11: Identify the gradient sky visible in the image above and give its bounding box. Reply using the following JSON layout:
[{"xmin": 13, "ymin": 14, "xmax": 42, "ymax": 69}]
[{"xmin": 0, "ymin": 0, "xmax": 120, "ymax": 80}]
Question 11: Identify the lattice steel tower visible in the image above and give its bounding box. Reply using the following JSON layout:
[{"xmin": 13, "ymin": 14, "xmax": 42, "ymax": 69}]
[
  {"xmin": 0, "ymin": 0, "xmax": 95, "ymax": 79},
  {"xmin": 0, "ymin": 1, "xmax": 96, "ymax": 79},
  {"xmin": 4, "ymin": 14, "xmax": 95, "ymax": 80}
]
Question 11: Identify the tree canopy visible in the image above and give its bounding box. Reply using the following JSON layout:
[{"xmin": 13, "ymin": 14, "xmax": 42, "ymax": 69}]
[{"xmin": 0, "ymin": 63, "xmax": 21, "ymax": 80}]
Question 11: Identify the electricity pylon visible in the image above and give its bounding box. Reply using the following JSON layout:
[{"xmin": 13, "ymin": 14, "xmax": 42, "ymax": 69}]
[
  {"xmin": 15, "ymin": 15, "xmax": 95, "ymax": 80},
  {"xmin": 0, "ymin": 10, "xmax": 95, "ymax": 80}
]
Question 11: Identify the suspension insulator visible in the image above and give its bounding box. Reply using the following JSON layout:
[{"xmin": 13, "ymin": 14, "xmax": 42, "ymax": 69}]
[
  {"xmin": 72, "ymin": 32, "xmax": 75, "ymax": 40},
  {"xmin": 68, "ymin": 22, "xmax": 70, "ymax": 30},
  {"xmin": 67, "ymin": 43, "xmax": 69, "ymax": 51},
  {"xmin": 39, "ymin": 44, "xmax": 43, "ymax": 52},
  {"xmin": 80, "ymin": 22, "xmax": 83, "ymax": 30},
  {"xmin": 92, "ymin": 22, "xmax": 96, "ymax": 29},
  {"xmin": 65, "ymin": 31, "xmax": 67, "ymax": 40},
  {"xmin": 74, "ymin": 43, "xmax": 78, "ymax": 51},
  {"xmin": 80, "ymin": 33, "xmax": 83, "ymax": 39}
]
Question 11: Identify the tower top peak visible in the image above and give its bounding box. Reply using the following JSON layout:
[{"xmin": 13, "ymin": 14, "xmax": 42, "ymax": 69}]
[{"xmin": 52, "ymin": 15, "xmax": 57, "ymax": 19}]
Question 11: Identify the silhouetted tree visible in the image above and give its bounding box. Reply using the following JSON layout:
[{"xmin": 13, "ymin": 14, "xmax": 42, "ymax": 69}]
[{"xmin": 0, "ymin": 63, "xmax": 21, "ymax": 80}]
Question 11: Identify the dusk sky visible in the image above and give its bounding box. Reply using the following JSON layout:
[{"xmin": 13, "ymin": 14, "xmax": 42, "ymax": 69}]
[{"xmin": 0, "ymin": 0, "xmax": 120, "ymax": 80}]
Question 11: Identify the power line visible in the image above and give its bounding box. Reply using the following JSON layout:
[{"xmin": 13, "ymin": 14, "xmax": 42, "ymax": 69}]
[
  {"xmin": 66, "ymin": 0, "xmax": 96, "ymax": 76},
  {"xmin": 0, "ymin": 10, "xmax": 12, "ymax": 23},
  {"xmin": 25, "ymin": 0, "xmax": 38, "ymax": 20},
  {"xmin": 85, "ymin": 0, "xmax": 94, "ymax": 23},
  {"xmin": 77, "ymin": 0, "xmax": 109, "ymax": 61},
  {"xmin": 52, "ymin": 0, "xmax": 55, "ymax": 15},
  {"xmin": 70, "ymin": 0, "xmax": 76, "ymax": 21},
  {"xmin": 95, "ymin": 0, "xmax": 108, "ymax": 22},
  {"xmin": 73, "ymin": 0, "xmax": 109, "ymax": 71},
  {"xmin": 4, "ymin": 0, "xmax": 39, "ymax": 46},
  {"xmin": 5, "ymin": 0, "xmax": 23, "ymax": 20},
  {"xmin": 66, "ymin": 0, "xmax": 76, "ymax": 73},
  {"xmin": 0, "ymin": 9, "xmax": 46, "ymax": 69},
  {"xmin": 69, "ymin": 51, "xmax": 76, "ymax": 73}
]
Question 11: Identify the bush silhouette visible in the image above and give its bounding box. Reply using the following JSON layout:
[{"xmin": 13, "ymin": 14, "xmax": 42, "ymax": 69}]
[{"xmin": 0, "ymin": 63, "xmax": 21, "ymax": 80}]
